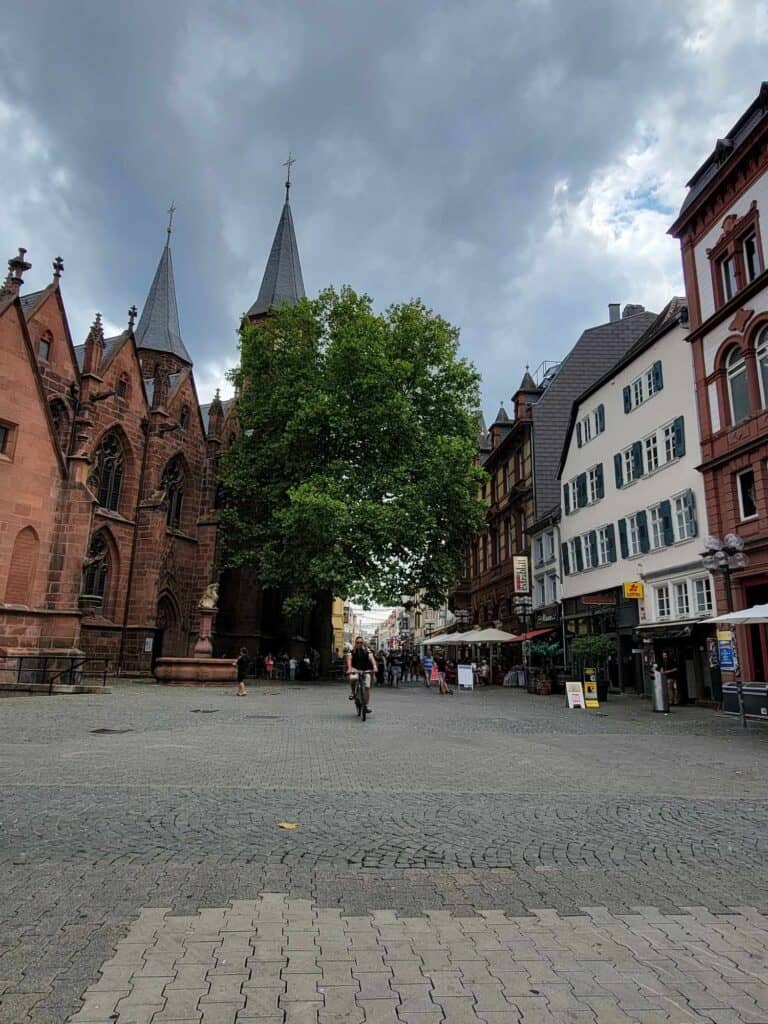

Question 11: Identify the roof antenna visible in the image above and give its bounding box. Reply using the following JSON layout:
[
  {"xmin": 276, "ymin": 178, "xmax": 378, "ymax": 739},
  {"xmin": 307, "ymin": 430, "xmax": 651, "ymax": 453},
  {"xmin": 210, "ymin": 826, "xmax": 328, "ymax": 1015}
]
[
  {"xmin": 166, "ymin": 201, "xmax": 176, "ymax": 240},
  {"xmin": 283, "ymin": 152, "xmax": 295, "ymax": 201}
]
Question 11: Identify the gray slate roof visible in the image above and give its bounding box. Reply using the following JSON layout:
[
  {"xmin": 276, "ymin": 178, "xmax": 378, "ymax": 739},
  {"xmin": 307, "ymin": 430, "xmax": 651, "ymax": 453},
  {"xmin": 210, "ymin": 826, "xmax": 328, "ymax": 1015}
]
[
  {"xmin": 134, "ymin": 243, "xmax": 192, "ymax": 364},
  {"xmin": 20, "ymin": 289, "xmax": 48, "ymax": 315},
  {"xmin": 200, "ymin": 397, "xmax": 235, "ymax": 435},
  {"xmin": 531, "ymin": 308, "xmax": 658, "ymax": 518},
  {"xmin": 247, "ymin": 200, "xmax": 305, "ymax": 317},
  {"xmin": 73, "ymin": 336, "xmax": 124, "ymax": 372},
  {"xmin": 144, "ymin": 372, "xmax": 182, "ymax": 407},
  {"xmin": 679, "ymin": 82, "xmax": 768, "ymax": 216}
]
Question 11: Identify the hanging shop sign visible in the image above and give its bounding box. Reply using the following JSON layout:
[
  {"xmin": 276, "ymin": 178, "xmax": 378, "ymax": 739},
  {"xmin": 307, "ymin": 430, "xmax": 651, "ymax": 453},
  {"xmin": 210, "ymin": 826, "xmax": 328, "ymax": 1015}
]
[
  {"xmin": 513, "ymin": 556, "xmax": 530, "ymax": 594},
  {"xmin": 623, "ymin": 581, "xmax": 645, "ymax": 600}
]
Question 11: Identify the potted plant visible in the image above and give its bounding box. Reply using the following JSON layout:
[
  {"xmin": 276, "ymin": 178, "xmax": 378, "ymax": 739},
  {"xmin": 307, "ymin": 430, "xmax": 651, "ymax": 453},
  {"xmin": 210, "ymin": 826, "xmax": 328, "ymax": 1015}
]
[{"xmin": 569, "ymin": 635, "xmax": 614, "ymax": 701}]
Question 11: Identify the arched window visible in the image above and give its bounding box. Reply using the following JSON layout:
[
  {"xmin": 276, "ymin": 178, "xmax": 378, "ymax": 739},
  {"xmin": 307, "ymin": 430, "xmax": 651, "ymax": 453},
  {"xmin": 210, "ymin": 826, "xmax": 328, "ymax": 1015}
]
[
  {"xmin": 726, "ymin": 346, "xmax": 749, "ymax": 424},
  {"xmin": 92, "ymin": 432, "xmax": 125, "ymax": 511},
  {"xmin": 162, "ymin": 456, "xmax": 185, "ymax": 530},
  {"xmin": 82, "ymin": 534, "xmax": 109, "ymax": 599},
  {"xmin": 49, "ymin": 399, "xmax": 69, "ymax": 451},
  {"xmin": 179, "ymin": 406, "xmax": 190, "ymax": 429},
  {"xmin": 5, "ymin": 527, "xmax": 39, "ymax": 604},
  {"xmin": 37, "ymin": 331, "xmax": 52, "ymax": 362},
  {"xmin": 757, "ymin": 327, "xmax": 768, "ymax": 410}
]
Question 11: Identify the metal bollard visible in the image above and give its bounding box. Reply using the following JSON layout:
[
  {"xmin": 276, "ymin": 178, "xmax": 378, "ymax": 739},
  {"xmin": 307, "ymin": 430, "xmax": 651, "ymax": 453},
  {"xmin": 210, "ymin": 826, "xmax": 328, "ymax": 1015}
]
[{"xmin": 651, "ymin": 668, "xmax": 669, "ymax": 713}]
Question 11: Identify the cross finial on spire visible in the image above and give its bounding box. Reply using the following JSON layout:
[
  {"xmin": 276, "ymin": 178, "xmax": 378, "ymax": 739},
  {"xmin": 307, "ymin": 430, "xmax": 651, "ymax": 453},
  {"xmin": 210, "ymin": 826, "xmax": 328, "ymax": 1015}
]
[
  {"xmin": 128, "ymin": 304, "xmax": 137, "ymax": 331},
  {"xmin": 52, "ymin": 256, "xmax": 64, "ymax": 280},
  {"xmin": 167, "ymin": 201, "xmax": 176, "ymax": 239},
  {"xmin": 283, "ymin": 152, "xmax": 295, "ymax": 200}
]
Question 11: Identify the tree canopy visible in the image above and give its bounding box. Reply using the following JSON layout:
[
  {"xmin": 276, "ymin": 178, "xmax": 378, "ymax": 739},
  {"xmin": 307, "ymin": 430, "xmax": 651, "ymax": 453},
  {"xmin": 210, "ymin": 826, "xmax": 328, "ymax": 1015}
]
[{"xmin": 219, "ymin": 286, "xmax": 485, "ymax": 613}]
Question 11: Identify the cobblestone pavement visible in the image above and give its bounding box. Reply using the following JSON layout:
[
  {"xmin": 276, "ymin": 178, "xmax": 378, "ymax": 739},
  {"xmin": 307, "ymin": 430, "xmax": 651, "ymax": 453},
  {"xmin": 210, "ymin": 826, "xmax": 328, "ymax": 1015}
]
[{"xmin": 0, "ymin": 683, "xmax": 767, "ymax": 1022}]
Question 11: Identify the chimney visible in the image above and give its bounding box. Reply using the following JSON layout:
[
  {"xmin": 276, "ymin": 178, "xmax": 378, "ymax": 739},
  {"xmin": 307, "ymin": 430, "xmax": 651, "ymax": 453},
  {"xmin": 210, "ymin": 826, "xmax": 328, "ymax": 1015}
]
[{"xmin": 608, "ymin": 303, "xmax": 620, "ymax": 323}]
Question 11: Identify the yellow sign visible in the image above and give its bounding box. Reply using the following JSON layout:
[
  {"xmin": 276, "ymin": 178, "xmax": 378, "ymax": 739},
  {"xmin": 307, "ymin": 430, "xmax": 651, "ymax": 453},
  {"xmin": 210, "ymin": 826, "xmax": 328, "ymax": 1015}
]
[
  {"xmin": 717, "ymin": 629, "xmax": 733, "ymax": 643},
  {"xmin": 623, "ymin": 581, "xmax": 645, "ymax": 599},
  {"xmin": 583, "ymin": 678, "xmax": 600, "ymax": 708}
]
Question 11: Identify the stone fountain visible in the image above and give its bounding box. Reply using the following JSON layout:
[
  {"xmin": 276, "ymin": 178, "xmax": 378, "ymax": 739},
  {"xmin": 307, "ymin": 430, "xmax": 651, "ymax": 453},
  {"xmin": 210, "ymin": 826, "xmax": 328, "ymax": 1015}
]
[{"xmin": 153, "ymin": 582, "xmax": 237, "ymax": 686}]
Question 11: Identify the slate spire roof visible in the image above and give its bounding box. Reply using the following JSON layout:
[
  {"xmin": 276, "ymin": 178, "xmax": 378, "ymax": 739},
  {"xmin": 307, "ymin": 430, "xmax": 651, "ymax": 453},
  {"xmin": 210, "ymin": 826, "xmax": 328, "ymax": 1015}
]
[
  {"xmin": 247, "ymin": 195, "xmax": 305, "ymax": 318},
  {"xmin": 134, "ymin": 234, "xmax": 192, "ymax": 365}
]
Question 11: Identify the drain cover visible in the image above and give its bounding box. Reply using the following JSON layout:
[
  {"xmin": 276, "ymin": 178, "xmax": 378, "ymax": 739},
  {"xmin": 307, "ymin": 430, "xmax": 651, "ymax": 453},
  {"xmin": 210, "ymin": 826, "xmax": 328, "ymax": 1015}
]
[
  {"xmin": 90, "ymin": 728, "xmax": 133, "ymax": 734},
  {"xmin": 190, "ymin": 709, "xmax": 219, "ymax": 714}
]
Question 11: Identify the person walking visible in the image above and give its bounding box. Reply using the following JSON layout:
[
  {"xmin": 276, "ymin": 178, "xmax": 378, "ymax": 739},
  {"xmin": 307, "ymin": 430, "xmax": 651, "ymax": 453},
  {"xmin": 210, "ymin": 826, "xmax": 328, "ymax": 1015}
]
[
  {"xmin": 264, "ymin": 652, "xmax": 274, "ymax": 680},
  {"xmin": 422, "ymin": 649, "xmax": 434, "ymax": 688},
  {"xmin": 289, "ymin": 656, "xmax": 297, "ymax": 681},
  {"xmin": 235, "ymin": 647, "xmax": 249, "ymax": 696}
]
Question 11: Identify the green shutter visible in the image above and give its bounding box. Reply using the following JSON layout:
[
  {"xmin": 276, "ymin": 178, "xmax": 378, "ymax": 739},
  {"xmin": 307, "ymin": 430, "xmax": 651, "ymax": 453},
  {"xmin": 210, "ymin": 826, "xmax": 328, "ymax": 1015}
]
[
  {"xmin": 596, "ymin": 463, "xmax": 605, "ymax": 499},
  {"xmin": 596, "ymin": 404, "xmax": 605, "ymax": 432},
  {"xmin": 563, "ymin": 482, "xmax": 571, "ymax": 515},
  {"xmin": 561, "ymin": 542, "xmax": 570, "ymax": 575},
  {"xmin": 588, "ymin": 531, "xmax": 598, "ymax": 566},
  {"xmin": 673, "ymin": 416, "xmax": 686, "ymax": 458},
  {"xmin": 623, "ymin": 386, "xmax": 632, "ymax": 413},
  {"xmin": 631, "ymin": 441, "xmax": 644, "ymax": 478},
  {"xmin": 606, "ymin": 524, "xmax": 617, "ymax": 562},
  {"xmin": 637, "ymin": 510, "xmax": 649, "ymax": 553},
  {"xmin": 576, "ymin": 422, "xmax": 583, "ymax": 447},
  {"xmin": 618, "ymin": 518, "xmax": 629, "ymax": 559},
  {"xmin": 660, "ymin": 500, "xmax": 674, "ymax": 545},
  {"xmin": 614, "ymin": 452, "xmax": 623, "ymax": 488},
  {"xmin": 652, "ymin": 360, "xmax": 663, "ymax": 392},
  {"xmin": 576, "ymin": 472, "xmax": 588, "ymax": 508},
  {"xmin": 684, "ymin": 490, "xmax": 697, "ymax": 537},
  {"xmin": 574, "ymin": 537, "xmax": 584, "ymax": 572}
]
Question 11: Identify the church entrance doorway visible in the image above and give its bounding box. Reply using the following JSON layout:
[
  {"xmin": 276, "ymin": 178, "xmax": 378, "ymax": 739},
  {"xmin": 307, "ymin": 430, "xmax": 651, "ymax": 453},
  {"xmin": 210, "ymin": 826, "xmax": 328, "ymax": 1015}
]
[{"xmin": 156, "ymin": 593, "xmax": 185, "ymax": 659}]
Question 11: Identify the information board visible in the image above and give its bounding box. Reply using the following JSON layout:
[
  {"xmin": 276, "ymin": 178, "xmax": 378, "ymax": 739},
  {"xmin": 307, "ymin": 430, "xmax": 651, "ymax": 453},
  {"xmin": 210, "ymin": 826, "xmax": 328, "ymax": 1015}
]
[
  {"xmin": 566, "ymin": 680, "xmax": 584, "ymax": 709},
  {"xmin": 457, "ymin": 664, "xmax": 474, "ymax": 689}
]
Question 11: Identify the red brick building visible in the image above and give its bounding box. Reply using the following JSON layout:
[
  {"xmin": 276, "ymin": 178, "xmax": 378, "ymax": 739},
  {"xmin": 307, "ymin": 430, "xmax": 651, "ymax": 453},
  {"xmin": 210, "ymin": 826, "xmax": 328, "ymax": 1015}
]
[{"xmin": 670, "ymin": 82, "xmax": 768, "ymax": 679}]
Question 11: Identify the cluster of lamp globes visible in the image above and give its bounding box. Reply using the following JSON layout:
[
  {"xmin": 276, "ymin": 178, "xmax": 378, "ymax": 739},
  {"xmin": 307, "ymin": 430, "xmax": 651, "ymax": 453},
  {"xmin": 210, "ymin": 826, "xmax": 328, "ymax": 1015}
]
[{"xmin": 701, "ymin": 534, "xmax": 749, "ymax": 572}]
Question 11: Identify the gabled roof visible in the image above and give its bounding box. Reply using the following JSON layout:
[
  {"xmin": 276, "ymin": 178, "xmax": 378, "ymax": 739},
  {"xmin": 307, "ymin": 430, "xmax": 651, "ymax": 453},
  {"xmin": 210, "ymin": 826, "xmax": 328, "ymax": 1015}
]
[
  {"xmin": 134, "ymin": 242, "xmax": 192, "ymax": 364},
  {"xmin": 72, "ymin": 335, "xmax": 125, "ymax": 372},
  {"xmin": 247, "ymin": 199, "xmax": 305, "ymax": 318},
  {"xmin": 19, "ymin": 288, "xmax": 49, "ymax": 316}
]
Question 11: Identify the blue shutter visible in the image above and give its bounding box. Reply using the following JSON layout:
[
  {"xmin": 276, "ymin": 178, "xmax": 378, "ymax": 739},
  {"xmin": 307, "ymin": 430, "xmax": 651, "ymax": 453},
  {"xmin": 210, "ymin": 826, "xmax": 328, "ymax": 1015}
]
[
  {"xmin": 673, "ymin": 416, "xmax": 686, "ymax": 458},
  {"xmin": 631, "ymin": 440, "xmax": 644, "ymax": 478},
  {"xmin": 618, "ymin": 518, "xmax": 629, "ymax": 559},
  {"xmin": 576, "ymin": 473, "xmax": 588, "ymax": 508},
  {"xmin": 614, "ymin": 452, "xmax": 624, "ymax": 488},
  {"xmin": 684, "ymin": 490, "xmax": 697, "ymax": 537},
  {"xmin": 576, "ymin": 422, "xmax": 583, "ymax": 448},
  {"xmin": 574, "ymin": 537, "xmax": 584, "ymax": 572},
  {"xmin": 561, "ymin": 542, "xmax": 570, "ymax": 575},
  {"xmin": 596, "ymin": 404, "xmax": 605, "ymax": 433},
  {"xmin": 637, "ymin": 510, "xmax": 649, "ymax": 553},
  {"xmin": 588, "ymin": 531, "xmax": 598, "ymax": 566},
  {"xmin": 606, "ymin": 524, "xmax": 617, "ymax": 562},
  {"xmin": 595, "ymin": 463, "xmax": 605, "ymax": 499},
  {"xmin": 660, "ymin": 499, "xmax": 674, "ymax": 545},
  {"xmin": 563, "ymin": 482, "xmax": 571, "ymax": 515},
  {"xmin": 623, "ymin": 386, "xmax": 632, "ymax": 413},
  {"xmin": 652, "ymin": 360, "xmax": 663, "ymax": 392}
]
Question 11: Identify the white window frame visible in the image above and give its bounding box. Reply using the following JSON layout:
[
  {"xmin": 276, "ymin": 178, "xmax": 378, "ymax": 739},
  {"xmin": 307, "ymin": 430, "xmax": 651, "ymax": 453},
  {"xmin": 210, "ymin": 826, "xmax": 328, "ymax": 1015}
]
[
  {"xmin": 672, "ymin": 492, "xmax": 695, "ymax": 541},
  {"xmin": 744, "ymin": 233, "xmax": 760, "ymax": 283},
  {"xmin": 727, "ymin": 347, "xmax": 749, "ymax": 424},
  {"xmin": 644, "ymin": 432, "xmax": 659, "ymax": 473},
  {"xmin": 693, "ymin": 576, "xmax": 713, "ymax": 615},
  {"xmin": 646, "ymin": 367, "xmax": 658, "ymax": 398},
  {"xmin": 568, "ymin": 539, "xmax": 579, "ymax": 572},
  {"xmin": 568, "ymin": 479, "xmax": 578, "ymax": 512},
  {"xmin": 649, "ymin": 505, "xmax": 664, "ymax": 550},
  {"xmin": 623, "ymin": 446, "xmax": 635, "ymax": 484},
  {"xmin": 534, "ymin": 536, "xmax": 545, "ymax": 567},
  {"xmin": 582, "ymin": 533, "xmax": 593, "ymax": 570},
  {"xmin": 632, "ymin": 377, "xmax": 644, "ymax": 408},
  {"xmin": 545, "ymin": 573, "xmax": 557, "ymax": 604},
  {"xmin": 663, "ymin": 422, "xmax": 676, "ymax": 464},
  {"xmin": 588, "ymin": 465, "xmax": 600, "ymax": 504},
  {"xmin": 536, "ymin": 577, "xmax": 546, "ymax": 606},
  {"xmin": 544, "ymin": 530, "xmax": 555, "ymax": 562},
  {"xmin": 721, "ymin": 254, "xmax": 737, "ymax": 301},
  {"xmin": 597, "ymin": 527, "xmax": 610, "ymax": 566},
  {"xmin": 655, "ymin": 584, "xmax": 670, "ymax": 619},
  {"xmin": 674, "ymin": 581, "xmax": 691, "ymax": 618},
  {"xmin": 737, "ymin": 467, "xmax": 758, "ymax": 521},
  {"xmin": 627, "ymin": 514, "xmax": 641, "ymax": 557}
]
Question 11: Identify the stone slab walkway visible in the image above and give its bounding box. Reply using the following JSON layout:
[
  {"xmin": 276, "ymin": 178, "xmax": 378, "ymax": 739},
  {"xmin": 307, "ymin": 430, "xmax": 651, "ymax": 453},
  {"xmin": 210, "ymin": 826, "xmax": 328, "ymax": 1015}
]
[{"xmin": 66, "ymin": 894, "xmax": 768, "ymax": 1024}]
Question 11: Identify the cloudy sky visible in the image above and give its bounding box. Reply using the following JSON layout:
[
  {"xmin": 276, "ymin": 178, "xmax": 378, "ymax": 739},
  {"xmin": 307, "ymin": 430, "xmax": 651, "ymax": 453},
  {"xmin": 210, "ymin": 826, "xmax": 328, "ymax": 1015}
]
[{"xmin": 1, "ymin": 1, "xmax": 766, "ymax": 417}]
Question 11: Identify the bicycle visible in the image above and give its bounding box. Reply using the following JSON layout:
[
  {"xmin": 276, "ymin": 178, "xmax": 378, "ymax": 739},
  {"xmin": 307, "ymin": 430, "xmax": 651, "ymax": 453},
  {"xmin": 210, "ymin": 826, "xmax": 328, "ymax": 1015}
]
[{"xmin": 350, "ymin": 670, "xmax": 371, "ymax": 722}]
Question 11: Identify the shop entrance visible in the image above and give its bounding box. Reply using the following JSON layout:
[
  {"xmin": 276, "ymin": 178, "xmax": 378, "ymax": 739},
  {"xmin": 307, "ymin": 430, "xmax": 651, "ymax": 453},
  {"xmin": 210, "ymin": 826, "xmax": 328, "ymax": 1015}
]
[{"xmin": 744, "ymin": 583, "xmax": 768, "ymax": 681}]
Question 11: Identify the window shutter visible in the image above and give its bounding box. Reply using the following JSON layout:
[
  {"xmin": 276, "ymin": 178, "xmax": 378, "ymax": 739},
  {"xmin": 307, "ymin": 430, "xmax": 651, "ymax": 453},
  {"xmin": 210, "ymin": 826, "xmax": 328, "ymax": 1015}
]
[
  {"xmin": 660, "ymin": 499, "xmax": 674, "ymax": 545},
  {"xmin": 563, "ymin": 482, "xmax": 571, "ymax": 515},
  {"xmin": 631, "ymin": 440, "xmax": 644, "ymax": 478},
  {"xmin": 673, "ymin": 416, "xmax": 686, "ymax": 458},
  {"xmin": 595, "ymin": 463, "xmax": 605, "ymax": 499},
  {"xmin": 588, "ymin": 531, "xmax": 598, "ymax": 566},
  {"xmin": 596, "ymin": 404, "xmax": 605, "ymax": 433},
  {"xmin": 574, "ymin": 537, "xmax": 584, "ymax": 572},
  {"xmin": 561, "ymin": 542, "xmax": 570, "ymax": 576},
  {"xmin": 576, "ymin": 473, "xmax": 588, "ymax": 508},
  {"xmin": 576, "ymin": 422, "xmax": 583, "ymax": 448},
  {"xmin": 618, "ymin": 518, "xmax": 629, "ymax": 559},
  {"xmin": 684, "ymin": 489, "xmax": 697, "ymax": 537},
  {"xmin": 652, "ymin": 360, "xmax": 663, "ymax": 392},
  {"xmin": 606, "ymin": 524, "xmax": 617, "ymax": 562},
  {"xmin": 614, "ymin": 452, "xmax": 624, "ymax": 488},
  {"xmin": 637, "ymin": 509, "xmax": 649, "ymax": 553},
  {"xmin": 623, "ymin": 385, "xmax": 632, "ymax": 413}
]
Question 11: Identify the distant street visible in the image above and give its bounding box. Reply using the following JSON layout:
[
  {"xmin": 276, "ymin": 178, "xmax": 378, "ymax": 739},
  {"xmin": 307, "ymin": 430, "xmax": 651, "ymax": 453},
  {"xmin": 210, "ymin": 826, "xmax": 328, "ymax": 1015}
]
[{"xmin": 1, "ymin": 683, "xmax": 767, "ymax": 1023}]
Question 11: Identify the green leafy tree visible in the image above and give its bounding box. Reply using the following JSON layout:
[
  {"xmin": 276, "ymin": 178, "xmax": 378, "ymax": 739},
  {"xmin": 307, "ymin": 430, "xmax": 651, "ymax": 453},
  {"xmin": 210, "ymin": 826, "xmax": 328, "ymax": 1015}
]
[{"xmin": 219, "ymin": 286, "xmax": 485, "ymax": 643}]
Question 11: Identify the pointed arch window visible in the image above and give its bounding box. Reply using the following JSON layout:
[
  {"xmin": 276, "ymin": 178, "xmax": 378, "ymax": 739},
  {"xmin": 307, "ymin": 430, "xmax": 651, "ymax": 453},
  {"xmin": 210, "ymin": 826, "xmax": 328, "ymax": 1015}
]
[
  {"xmin": 82, "ymin": 534, "xmax": 109, "ymax": 599},
  {"xmin": 726, "ymin": 346, "xmax": 749, "ymax": 424},
  {"xmin": 179, "ymin": 405, "xmax": 190, "ymax": 429},
  {"xmin": 38, "ymin": 331, "xmax": 52, "ymax": 362},
  {"xmin": 49, "ymin": 399, "xmax": 69, "ymax": 451},
  {"xmin": 162, "ymin": 456, "xmax": 185, "ymax": 530},
  {"xmin": 92, "ymin": 432, "xmax": 125, "ymax": 511}
]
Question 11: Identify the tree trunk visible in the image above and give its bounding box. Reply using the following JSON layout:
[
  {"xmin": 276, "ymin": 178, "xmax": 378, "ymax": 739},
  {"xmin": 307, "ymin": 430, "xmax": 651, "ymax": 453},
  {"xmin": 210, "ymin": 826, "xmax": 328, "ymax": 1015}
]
[{"xmin": 312, "ymin": 589, "xmax": 334, "ymax": 677}]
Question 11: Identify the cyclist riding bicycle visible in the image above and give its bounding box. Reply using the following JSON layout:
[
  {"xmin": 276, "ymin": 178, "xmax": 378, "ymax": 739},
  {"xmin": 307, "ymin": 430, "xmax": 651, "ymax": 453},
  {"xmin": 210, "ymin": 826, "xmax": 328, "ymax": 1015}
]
[{"xmin": 346, "ymin": 635, "xmax": 376, "ymax": 714}]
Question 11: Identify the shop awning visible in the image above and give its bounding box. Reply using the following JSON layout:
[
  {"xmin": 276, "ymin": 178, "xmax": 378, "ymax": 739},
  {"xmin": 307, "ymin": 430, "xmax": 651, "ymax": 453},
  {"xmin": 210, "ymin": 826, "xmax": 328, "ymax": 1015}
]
[{"xmin": 509, "ymin": 627, "xmax": 555, "ymax": 643}]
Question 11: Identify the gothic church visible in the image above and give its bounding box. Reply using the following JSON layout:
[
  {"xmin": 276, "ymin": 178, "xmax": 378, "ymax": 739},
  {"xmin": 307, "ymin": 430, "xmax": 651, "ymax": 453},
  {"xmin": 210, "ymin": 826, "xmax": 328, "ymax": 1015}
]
[{"xmin": 0, "ymin": 189, "xmax": 306, "ymax": 673}]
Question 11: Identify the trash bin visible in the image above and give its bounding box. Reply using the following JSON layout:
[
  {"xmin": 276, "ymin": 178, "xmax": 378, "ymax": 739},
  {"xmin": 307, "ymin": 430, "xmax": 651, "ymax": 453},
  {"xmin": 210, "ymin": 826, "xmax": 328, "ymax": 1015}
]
[{"xmin": 651, "ymin": 669, "xmax": 669, "ymax": 713}]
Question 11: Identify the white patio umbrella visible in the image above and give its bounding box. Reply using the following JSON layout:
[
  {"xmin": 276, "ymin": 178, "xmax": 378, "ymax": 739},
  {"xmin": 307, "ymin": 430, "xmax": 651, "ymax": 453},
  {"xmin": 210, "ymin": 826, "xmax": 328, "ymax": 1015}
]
[{"xmin": 703, "ymin": 604, "xmax": 768, "ymax": 624}]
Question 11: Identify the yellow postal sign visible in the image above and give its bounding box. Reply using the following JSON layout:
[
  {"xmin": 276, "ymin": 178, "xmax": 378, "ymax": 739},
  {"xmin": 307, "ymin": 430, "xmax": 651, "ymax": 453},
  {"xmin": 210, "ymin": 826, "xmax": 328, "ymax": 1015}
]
[{"xmin": 623, "ymin": 581, "xmax": 645, "ymax": 599}]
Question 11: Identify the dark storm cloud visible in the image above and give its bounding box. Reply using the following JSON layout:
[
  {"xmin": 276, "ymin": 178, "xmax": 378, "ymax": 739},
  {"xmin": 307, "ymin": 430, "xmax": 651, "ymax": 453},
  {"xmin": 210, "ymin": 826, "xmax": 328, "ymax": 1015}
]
[{"xmin": 1, "ymin": 1, "xmax": 766, "ymax": 410}]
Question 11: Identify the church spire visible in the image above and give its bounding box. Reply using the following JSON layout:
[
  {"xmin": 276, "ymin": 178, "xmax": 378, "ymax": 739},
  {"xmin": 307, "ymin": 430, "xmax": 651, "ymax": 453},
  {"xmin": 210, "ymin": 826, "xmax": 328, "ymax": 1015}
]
[
  {"xmin": 134, "ymin": 206, "xmax": 192, "ymax": 365},
  {"xmin": 247, "ymin": 159, "xmax": 305, "ymax": 320}
]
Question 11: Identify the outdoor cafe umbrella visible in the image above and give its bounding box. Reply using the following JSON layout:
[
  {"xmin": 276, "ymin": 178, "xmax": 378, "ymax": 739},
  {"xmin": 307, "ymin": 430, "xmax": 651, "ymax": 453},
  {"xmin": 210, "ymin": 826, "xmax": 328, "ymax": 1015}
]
[{"xmin": 703, "ymin": 603, "xmax": 768, "ymax": 624}]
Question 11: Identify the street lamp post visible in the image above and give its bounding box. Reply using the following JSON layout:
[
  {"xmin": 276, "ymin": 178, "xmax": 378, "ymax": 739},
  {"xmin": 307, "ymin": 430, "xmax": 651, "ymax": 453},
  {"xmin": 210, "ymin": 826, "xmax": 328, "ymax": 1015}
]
[{"xmin": 702, "ymin": 534, "xmax": 748, "ymax": 728}]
